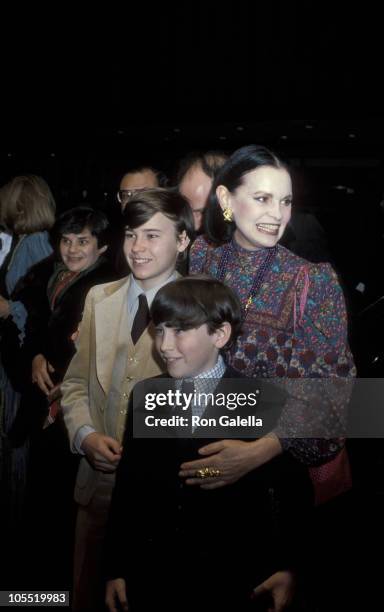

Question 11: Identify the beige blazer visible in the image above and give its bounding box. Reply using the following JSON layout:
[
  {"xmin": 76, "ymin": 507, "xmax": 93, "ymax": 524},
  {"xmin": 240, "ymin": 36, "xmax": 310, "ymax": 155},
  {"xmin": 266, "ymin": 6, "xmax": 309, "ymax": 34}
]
[{"xmin": 61, "ymin": 275, "xmax": 165, "ymax": 505}]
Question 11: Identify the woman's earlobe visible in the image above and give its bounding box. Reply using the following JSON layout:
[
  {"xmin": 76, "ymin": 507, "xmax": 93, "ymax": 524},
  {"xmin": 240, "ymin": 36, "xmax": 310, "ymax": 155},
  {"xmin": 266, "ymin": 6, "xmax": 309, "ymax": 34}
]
[{"xmin": 178, "ymin": 231, "xmax": 190, "ymax": 252}]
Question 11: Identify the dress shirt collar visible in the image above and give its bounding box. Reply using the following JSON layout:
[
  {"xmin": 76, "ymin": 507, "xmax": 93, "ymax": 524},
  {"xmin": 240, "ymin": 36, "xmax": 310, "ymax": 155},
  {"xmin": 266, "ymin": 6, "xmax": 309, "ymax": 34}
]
[{"xmin": 127, "ymin": 272, "xmax": 178, "ymax": 313}]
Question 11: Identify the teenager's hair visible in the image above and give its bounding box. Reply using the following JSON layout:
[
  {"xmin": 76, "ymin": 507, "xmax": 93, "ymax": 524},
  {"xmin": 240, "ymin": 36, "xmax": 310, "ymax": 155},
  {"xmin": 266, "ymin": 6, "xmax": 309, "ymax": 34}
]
[
  {"xmin": 151, "ymin": 275, "xmax": 242, "ymax": 347},
  {"xmin": 51, "ymin": 206, "xmax": 110, "ymax": 249},
  {"xmin": 204, "ymin": 144, "xmax": 288, "ymax": 244},
  {"xmin": 122, "ymin": 188, "xmax": 195, "ymax": 241},
  {"xmin": 0, "ymin": 174, "xmax": 56, "ymax": 234}
]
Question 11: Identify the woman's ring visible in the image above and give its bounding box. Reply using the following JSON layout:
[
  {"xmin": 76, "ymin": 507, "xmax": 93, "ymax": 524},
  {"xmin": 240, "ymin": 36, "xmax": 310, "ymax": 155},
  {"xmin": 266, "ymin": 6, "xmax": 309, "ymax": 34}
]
[{"xmin": 195, "ymin": 467, "xmax": 221, "ymax": 479}]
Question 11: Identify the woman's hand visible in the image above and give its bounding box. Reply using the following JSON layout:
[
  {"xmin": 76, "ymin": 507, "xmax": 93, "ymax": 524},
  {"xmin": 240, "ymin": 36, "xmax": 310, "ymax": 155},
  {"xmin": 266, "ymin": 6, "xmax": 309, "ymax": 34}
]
[
  {"xmin": 0, "ymin": 295, "xmax": 10, "ymax": 318},
  {"xmin": 105, "ymin": 578, "xmax": 129, "ymax": 612},
  {"xmin": 178, "ymin": 435, "xmax": 283, "ymax": 490},
  {"xmin": 252, "ymin": 570, "xmax": 296, "ymax": 612},
  {"xmin": 32, "ymin": 353, "xmax": 55, "ymax": 395}
]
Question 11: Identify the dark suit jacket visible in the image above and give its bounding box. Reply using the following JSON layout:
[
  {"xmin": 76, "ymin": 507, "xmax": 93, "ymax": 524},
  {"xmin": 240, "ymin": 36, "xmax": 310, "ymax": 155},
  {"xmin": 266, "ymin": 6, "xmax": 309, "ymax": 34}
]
[
  {"xmin": 21, "ymin": 255, "xmax": 117, "ymax": 378},
  {"xmin": 104, "ymin": 368, "xmax": 312, "ymax": 608},
  {"xmin": 7, "ymin": 256, "xmax": 117, "ymax": 445}
]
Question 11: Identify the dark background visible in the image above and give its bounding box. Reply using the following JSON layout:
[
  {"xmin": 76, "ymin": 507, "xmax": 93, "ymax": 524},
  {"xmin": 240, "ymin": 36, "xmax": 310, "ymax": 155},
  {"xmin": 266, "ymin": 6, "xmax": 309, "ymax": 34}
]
[
  {"xmin": 1, "ymin": 7, "xmax": 384, "ymax": 607},
  {"xmin": 2, "ymin": 119, "xmax": 383, "ymax": 304},
  {"xmin": 1, "ymin": 4, "xmax": 383, "ymax": 308}
]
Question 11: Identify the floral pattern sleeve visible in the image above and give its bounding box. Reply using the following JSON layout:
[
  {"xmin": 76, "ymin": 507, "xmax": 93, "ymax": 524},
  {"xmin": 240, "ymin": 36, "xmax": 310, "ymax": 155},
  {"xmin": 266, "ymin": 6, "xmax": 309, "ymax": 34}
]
[
  {"xmin": 274, "ymin": 263, "xmax": 355, "ymax": 464},
  {"xmin": 189, "ymin": 236, "xmax": 211, "ymax": 275},
  {"xmin": 188, "ymin": 240, "xmax": 356, "ymax": 466}
]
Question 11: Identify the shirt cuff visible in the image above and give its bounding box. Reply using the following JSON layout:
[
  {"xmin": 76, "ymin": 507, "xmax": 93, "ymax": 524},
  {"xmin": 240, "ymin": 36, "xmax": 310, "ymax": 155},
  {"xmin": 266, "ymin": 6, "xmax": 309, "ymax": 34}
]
[
  {"xmin": 73, "ymin": 425, "xmax": 96, "ymax": 454},
  {"xmin": 8, "ymin": 300, "xmax": 28, "ymax": 342}
]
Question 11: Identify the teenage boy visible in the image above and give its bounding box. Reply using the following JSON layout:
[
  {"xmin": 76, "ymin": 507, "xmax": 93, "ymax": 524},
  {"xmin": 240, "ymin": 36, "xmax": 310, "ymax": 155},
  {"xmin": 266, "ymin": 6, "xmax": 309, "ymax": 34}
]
[
  {"xmin": 105, "ymin": 276, "xmax": 312, "ymax": 612},
  {"xmin": 61, "ymin": 189, "xmax": 194, "ymax": 611}
]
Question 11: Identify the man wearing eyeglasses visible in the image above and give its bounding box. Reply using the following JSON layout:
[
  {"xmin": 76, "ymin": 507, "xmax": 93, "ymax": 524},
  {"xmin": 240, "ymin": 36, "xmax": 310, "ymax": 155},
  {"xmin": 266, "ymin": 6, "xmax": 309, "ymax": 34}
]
[{"xmin": 117, "ymin": 166, "xmax": 162, "ymax": 211}]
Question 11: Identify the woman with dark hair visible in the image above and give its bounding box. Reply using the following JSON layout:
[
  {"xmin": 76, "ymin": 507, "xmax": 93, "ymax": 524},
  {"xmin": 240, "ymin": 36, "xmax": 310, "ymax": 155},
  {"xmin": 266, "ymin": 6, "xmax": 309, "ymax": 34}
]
[{"xmin": 186, "ymin": 145, "xmax": 355, "ymax": 502}]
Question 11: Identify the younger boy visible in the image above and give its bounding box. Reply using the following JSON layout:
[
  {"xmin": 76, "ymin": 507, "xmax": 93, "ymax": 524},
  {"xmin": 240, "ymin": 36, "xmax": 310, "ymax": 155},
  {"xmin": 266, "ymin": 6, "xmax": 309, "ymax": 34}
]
[
  {"xmin": 61, "ymin": 189, "xmax": 194, "ymax": 611},
  {"xmin": 105, "ymin": 276, "xmax": 312, "ymax": 612}
]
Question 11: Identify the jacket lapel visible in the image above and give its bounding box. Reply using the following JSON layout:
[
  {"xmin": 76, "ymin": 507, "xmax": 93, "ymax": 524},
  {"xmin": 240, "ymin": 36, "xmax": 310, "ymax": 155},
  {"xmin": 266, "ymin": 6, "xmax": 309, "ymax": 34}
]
[{"xmin": 95, "ymin": 277, "xmax": 131, "ymax": 394}]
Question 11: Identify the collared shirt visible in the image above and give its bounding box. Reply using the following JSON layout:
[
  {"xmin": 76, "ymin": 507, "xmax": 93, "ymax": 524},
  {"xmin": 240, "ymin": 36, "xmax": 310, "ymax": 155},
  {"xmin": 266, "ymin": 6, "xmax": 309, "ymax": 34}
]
[
  {"xmin": 74, "ymin": 271, "xmax": 178, "ymax": 454},
  {"xmin": 127, "ymin": 273, "xmax": 178, "ymax": 329},
  {"xmin": 0, "ymin": 232, "xmax": 12, "ymax": 267},
  {"xmin": 176, "ymin": 355, "xmax": 226, "ymax": 425}
]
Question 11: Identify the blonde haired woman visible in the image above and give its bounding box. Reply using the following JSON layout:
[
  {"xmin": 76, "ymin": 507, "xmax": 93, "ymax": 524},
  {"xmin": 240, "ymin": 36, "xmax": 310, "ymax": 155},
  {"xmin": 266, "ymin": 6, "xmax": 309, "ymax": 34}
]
[{"xmin": 0, "ymin": 174, "xmax": 56, "ymax": 526}]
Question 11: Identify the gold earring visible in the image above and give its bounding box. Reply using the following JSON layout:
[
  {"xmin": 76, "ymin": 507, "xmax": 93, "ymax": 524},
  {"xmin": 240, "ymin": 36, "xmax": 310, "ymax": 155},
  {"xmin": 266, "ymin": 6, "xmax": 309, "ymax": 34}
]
[{"xmin": 223, "ymin": 207, "xmax": 233, "ymax": 222}]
